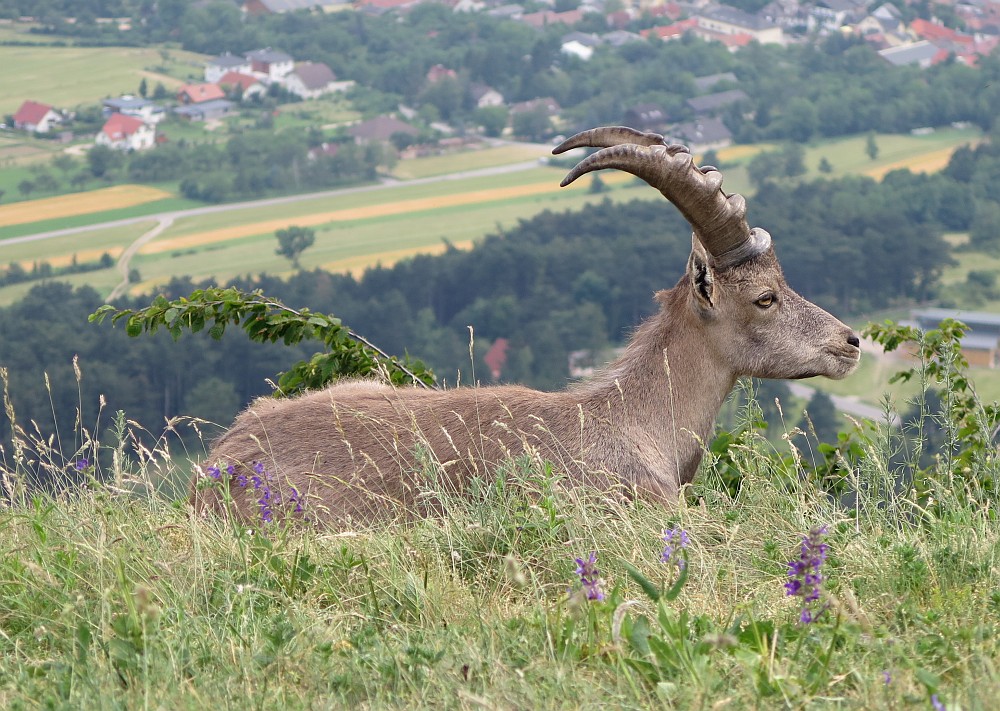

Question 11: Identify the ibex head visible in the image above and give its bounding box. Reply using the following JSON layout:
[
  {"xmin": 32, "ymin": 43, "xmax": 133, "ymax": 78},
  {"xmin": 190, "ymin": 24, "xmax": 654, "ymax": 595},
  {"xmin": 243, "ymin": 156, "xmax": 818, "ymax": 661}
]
[{"xmin": 554, "ymin": 126, "xmax": 860, "ymax": 383}]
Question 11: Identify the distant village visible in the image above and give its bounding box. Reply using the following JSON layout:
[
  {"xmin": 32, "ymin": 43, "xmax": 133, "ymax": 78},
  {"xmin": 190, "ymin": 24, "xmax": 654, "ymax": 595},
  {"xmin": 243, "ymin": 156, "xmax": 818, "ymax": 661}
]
[{"xmin": 9, "ymin": 0, "xmax": 1000, "ymax": 156}]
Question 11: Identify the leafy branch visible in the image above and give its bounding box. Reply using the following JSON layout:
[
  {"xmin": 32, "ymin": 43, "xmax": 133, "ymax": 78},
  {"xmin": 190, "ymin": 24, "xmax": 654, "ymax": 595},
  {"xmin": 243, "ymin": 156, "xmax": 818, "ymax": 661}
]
[
  {"xmin": 864, "ymin": 318, "xmax": 999, "ymax": 489},
  {"xmin": 89, "ymin": 287, "xmax": 436, "ymax": 396}
]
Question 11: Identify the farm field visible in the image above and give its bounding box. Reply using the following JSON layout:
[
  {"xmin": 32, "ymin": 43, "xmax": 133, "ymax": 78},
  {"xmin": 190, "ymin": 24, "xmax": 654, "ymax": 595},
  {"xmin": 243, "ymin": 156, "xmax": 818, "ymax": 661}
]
[
  {"xmin": 0, "ymin": 45, "xmax": 209, "ymax": 115},
  {"xmin": 128, "ymin": 172, "xmax": 653, "ymax": 291},
  {"xmin": 0, "ymin": 184, "xmax": 171, "ymax": 228},
  {"xmin": 807, "ymin": 127, "xmax": 981, "ymax": 178},
  {"xmin": 715, "ymin": 127, "xmax": 982, "ymax": 180},
  {"xmin": 392, "ymin": 143, "xmax": 552, "ymax": 179}
]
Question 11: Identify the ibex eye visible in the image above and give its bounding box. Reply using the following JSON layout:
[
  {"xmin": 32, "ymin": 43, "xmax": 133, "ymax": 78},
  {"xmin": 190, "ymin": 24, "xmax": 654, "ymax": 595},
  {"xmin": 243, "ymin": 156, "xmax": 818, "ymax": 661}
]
[{"xmin": 755, "ymin": 294, "xmax": 775, "ymax": 308}]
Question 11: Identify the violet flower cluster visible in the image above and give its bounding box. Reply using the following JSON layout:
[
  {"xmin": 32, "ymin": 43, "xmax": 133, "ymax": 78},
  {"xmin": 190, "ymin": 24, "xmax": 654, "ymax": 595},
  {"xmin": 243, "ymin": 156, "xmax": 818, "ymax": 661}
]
[
  {"xmin": 575, "ymin": 551, "xmax": 605, "ymax": 602},
  {"xmin": 661, "ymin": 527, "xmax": 690, "ymax": 571},
  {"xmin": 205, "ymin": 459, "xmax": 304, "ymax": 524},
  {"xmin": 784, "ymin": 525, "xmax": 829, "ymax": 624}
]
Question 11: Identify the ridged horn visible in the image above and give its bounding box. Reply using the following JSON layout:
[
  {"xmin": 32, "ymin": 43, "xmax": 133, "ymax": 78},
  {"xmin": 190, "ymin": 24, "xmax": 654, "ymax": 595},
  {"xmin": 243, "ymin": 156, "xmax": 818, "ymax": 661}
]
[{"xmin": 553, "ymin": 126, "xmax": 770, "ymax": 268}]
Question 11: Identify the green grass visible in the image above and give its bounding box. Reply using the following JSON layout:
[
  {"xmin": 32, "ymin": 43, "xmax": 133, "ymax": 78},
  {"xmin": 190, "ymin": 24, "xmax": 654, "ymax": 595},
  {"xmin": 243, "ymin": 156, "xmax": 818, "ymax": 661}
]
[
  {"xmin": 0, "ymin": 45, "xmax": 209, "ymax": 115},
  {"xmin": 1, "ymin": 371, "xmax": 998, "ymax": 707},
  {"xmin": 803, "ymin": 127, "xmax": 980, "ymax": 179},
  {"xmin": 271, "ymin": 97, "xmax": 362, "ymax": 131}
]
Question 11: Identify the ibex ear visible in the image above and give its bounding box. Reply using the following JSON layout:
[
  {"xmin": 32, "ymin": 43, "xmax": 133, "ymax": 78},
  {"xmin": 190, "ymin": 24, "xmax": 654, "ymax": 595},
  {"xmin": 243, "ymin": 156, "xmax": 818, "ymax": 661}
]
[{"xmin": 687, "ymin": 233, "xmax": 715, "ymax": 309}]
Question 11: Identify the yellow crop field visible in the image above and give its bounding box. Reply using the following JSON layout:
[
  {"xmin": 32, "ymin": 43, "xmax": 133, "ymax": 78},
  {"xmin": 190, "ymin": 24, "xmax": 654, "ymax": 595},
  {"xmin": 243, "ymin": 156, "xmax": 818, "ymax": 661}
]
[
  {"xmin": 319, "ymin": 240, "xmax": 476, "ymax": 277},
  {"xmin": 716, "ymin": 144, "xmax": 776, "ymax": 161},
  {"xmin": 0, "ymin": 185, "xmax": 171, "ymax": 228},
  {"xmin": 862, "ymin": 145, "xmax": 973, "ymax": 180},
  {"xmin": 144, "ymin": 173, "xmax": 632, "ymax": 255}
]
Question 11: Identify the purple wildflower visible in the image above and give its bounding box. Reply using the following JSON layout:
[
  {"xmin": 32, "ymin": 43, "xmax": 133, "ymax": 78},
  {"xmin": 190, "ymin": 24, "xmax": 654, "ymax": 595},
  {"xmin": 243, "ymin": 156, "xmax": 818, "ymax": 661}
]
[
  {"xmin": 289, "ymin": 486, "xmax": 305, "ymax": 514},
  {"xmin": 74, "ymin": 458, "xmax": 89, "ymax": 472},
  {"xmin": 931, "ymin": 694, "xmax": 944, "ymax": 711},
  {"xmin": 882, "ymin": 670, "xmax": 891, "ymax": 685},
  {"xmin": 253, "ymin": 461, "xmax": 266, "ymax": 476},
  {"xmin": 226, "ymin": 464, "xmax": 235, "ymax": 476},
  {"xmin": 785, "ymin": 525, "xmax": 829, "ymax": 624},
  {"xmin": 258, "ymin": 487, "xmax": 275, "ymax": 523},
  {"xmin": 575, "ymin": 551, "xmax": 605, "ymax": 602},
  {"xmin": 661, "ymin": 527, "xmax": 690, "ymax": 570},
  {"xmin": 206, "ymin": 464, "xmax": 222, "ymax": 480}
]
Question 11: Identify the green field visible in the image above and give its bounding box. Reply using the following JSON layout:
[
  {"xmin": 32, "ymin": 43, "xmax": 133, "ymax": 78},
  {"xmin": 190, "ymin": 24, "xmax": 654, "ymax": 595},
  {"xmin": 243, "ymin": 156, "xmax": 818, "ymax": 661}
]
[
  {"xmin": 0, "ymin": 45, "xmax": 209, "ymax": 115},
  {"xmin": 717, "ymin": 127, "xmax": 982, "ymax": 180},
  {"xmin": 393, "ymin": 143, "xmax": 552, "ymax": 179},
  {"xmin": 129, "ymin": 173, "xmax": 658, "ymax": 289}
]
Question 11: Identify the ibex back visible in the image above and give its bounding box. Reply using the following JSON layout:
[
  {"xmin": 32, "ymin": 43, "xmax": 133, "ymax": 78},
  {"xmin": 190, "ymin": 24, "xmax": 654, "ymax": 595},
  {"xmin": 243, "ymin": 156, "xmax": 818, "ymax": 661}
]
[{"xmin": 195, "ymin": 126, "xmax": 860, "ymax": 524}]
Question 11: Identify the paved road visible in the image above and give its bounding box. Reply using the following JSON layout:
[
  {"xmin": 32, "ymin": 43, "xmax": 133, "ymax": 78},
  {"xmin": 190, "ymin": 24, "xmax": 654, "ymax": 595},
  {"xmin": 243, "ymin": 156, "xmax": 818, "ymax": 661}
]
[
  {"xmin": 0, "ymin": 158, "xmax": 548, "ymax": 249},
  {"xmin": 786, "ymin": 381, "xmax": 899, "ymax": 427}
]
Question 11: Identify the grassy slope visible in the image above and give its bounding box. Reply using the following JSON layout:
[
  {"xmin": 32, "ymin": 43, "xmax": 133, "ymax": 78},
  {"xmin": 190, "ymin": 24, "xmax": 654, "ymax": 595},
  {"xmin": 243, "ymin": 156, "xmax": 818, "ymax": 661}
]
[
  {"xmin": 0, "ymin": 45, "xmax": 209, "ymax": 115},
  {"xmin": 0, "ymin": 410, "xmax": 996, "ymax": 709}
]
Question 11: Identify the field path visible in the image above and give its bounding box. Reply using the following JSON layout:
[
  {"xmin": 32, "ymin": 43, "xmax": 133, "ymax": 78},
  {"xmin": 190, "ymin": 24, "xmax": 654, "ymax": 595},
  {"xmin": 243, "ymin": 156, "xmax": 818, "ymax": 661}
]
[{"xmin": 108, "ymin": 216, "xmax": 176, "ymax": 301}]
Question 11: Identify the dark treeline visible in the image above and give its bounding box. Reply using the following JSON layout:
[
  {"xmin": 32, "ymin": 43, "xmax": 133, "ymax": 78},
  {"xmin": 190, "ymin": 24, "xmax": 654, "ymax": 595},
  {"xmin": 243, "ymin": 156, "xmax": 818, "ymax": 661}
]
[
  {"xmin": 9, "ymin": 2, "xmax": 1000, "ymax": 142},
  {"xmin": 1, "ymin": 153, "xmax": 979, "ymax": 449},
  {"xmin": 87, "ymin": 131, "xmax": 386, "ymax": 204}
]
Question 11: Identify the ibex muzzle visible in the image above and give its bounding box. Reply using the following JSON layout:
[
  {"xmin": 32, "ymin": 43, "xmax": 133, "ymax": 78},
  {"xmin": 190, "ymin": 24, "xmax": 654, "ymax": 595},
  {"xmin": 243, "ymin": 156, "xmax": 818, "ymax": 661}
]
[{"xmin": 195, "ymin": 126, "xmax": 860, "ymax": 525}]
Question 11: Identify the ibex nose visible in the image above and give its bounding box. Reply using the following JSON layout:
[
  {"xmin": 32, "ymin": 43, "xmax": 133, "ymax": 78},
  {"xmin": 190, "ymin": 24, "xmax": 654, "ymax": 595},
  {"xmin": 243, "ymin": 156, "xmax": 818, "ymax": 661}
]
[{"xmin": 847, "ymin": 334, "xmax": 860, "ymax": 348}]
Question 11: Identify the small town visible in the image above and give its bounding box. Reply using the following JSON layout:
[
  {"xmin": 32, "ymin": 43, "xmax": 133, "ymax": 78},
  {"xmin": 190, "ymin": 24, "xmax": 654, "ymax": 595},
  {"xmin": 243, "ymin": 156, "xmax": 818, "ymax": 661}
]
[{"xmin": 8, "ymin": 0, "xmax": 1000, "ymax": 159}]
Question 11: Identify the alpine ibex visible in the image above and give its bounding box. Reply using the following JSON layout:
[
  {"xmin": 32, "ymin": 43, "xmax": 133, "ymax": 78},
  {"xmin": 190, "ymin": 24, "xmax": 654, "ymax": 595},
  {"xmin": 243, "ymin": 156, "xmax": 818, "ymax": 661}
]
[{"xmin": 195, "ymin": 126, "xmax": 861, "ymax": 525}]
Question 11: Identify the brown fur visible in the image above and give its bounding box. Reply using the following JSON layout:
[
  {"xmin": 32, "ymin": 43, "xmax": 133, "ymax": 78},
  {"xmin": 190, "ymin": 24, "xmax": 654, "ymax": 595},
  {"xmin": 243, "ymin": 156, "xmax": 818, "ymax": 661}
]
[{"xmin": 194, "ymin": 238, "xmax": 860, "ymax": 526}]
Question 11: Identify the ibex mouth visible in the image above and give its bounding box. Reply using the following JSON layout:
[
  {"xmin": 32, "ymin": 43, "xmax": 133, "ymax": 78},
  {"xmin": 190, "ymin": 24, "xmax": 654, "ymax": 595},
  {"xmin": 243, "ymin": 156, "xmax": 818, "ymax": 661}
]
[{"xmin": 824, "ymin": 347, "xmax": 862, "ymax": 380}]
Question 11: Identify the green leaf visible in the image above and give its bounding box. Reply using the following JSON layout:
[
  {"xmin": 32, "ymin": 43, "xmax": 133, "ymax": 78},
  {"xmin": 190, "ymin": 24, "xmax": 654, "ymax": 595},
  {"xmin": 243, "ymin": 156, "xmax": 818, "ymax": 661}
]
[
  {"xmin": 622, "ymin": 558, "xmax": 661, "ymax": 602},
  {"xmin": 662, "ymin": 552, "xmax": 689, "ymax": 601},
  {"xmin": 915, "ymin": 668, "xmax": 940, "ymax": 693}
]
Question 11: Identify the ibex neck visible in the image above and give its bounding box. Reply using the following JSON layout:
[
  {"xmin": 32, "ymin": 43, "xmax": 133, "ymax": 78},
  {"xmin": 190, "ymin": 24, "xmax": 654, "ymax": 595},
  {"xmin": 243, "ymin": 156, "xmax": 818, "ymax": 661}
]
[{"xmin": 577, "ymin": 286, "xmax": 737, "ymax": 486}]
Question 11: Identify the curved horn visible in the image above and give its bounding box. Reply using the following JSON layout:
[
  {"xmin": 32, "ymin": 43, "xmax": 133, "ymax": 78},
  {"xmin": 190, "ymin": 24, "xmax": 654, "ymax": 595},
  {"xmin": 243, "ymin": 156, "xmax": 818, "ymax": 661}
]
[{"xmin": 553, "ymin": 126, "xmax": 770, "ymax": 268}]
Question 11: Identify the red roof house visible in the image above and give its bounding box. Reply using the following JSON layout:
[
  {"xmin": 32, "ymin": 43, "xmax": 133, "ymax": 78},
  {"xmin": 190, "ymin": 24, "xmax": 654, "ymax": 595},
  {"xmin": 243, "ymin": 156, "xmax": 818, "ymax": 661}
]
[
  {"xmin": 642, "ymin": 18, "xmax": 698, "ymax": 41},
  {"xmin": 217, "ymin": 71, "xmax": 266, "ymax": 100},
  {"xmin": 96, "ymin": 113, "xmax": 155, "ymax": 151},
  {"xmin": 13, "ymin": 100, "xmax": 60, "ymax": 132},
  {"xmin": 177, "ymin": 83, "xmax": 226, "ymax": 104}
]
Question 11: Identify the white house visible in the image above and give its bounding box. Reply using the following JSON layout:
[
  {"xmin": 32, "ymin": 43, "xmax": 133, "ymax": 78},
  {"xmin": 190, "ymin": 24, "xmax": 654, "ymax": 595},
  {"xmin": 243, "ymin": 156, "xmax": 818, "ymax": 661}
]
[
  {"xmin": 102, "ymin": 96, "xmax": 166, "ymax": 124},
  {"xmin": 246, "ymin": 48, "xmax": 294, "ymax": 81},
  {"xmin": 695, "ymin": 6, "xmax": 785, "ymax": 45},
  {"xmin": 95, "ymin": 113, "xmax": 155, "ymax": 151},
  {"xmin": 283, "ymin": 62, "xmax": 352, "ymax": 99},
  {"xmin": 13, "ymin": 100, "xmax": 61, "ymax": 133},
  {"xmin": 469, "ymin": 83, "xmax": 504, "ymax": 108},
  {"xmin": 205, "ymin": 52, "xmax": 253, "ymax": 83},
  {"xmin": 560, "ymin": 32, "xmax": 602, "ymax": 60}
]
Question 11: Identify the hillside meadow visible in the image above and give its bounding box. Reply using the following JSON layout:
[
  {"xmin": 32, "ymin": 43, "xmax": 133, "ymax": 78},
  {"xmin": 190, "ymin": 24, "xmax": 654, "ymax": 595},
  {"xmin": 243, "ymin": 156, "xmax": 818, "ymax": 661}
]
[
  {"xmin": 0, "ymin": 363, "xmax": 997, "ymax": 708},
  {"xmin": 0, "ymin": 45, "xmax": 208, "ymax": 116}
]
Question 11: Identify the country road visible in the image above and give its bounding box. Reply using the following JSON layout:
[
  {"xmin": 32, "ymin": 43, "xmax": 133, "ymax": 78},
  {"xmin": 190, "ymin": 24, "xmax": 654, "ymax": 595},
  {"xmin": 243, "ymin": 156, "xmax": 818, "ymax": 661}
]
[
  {"xmin": 0, "ymin": 158, "xmax": 548, "ymax": 249},
  {"xmin": 786, "ymin": 381, "xmax": 899, "ymax": 426}
]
